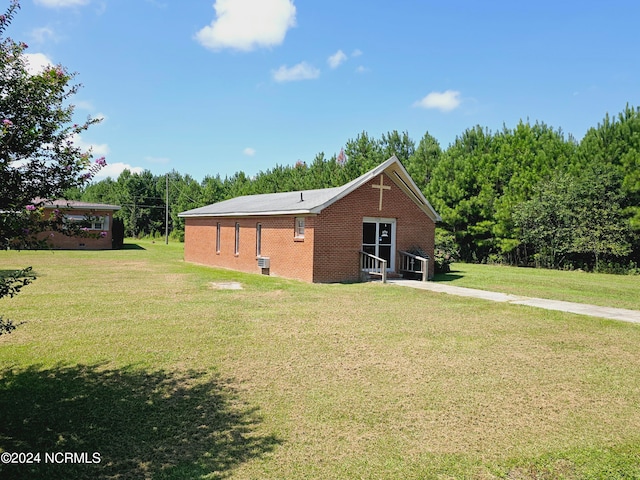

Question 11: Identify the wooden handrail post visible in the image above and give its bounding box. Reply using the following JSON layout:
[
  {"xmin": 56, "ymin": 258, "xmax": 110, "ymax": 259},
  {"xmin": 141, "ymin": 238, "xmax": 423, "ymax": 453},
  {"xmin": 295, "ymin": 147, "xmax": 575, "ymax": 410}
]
[
  {"xmin": 360, "ymin": 250, "xmax": 388, "ymax": 283},
  {"xmin": 398, "ymin": 250, "xmax": 430, "ymax": 281}
]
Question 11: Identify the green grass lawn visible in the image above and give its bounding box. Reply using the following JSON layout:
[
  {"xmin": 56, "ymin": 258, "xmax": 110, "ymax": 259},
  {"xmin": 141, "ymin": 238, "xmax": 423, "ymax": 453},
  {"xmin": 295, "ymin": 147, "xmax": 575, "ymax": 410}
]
[
  {"xmin": 1, "ymin": 241, "xmax": 640, "ymax": 479},
  {"xmin": 435, "ymin": 262, "xmax": 640, "ymax": 311}
]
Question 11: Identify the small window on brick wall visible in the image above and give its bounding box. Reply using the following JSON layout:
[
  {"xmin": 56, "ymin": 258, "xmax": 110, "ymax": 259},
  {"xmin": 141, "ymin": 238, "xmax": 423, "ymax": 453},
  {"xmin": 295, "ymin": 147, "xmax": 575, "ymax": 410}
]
[
  {"xmin": 216, "ymin": 223, "xmax": 221, "ymax": 253},
  {"xmin": 256, "ymin": 223, "xmax": 262, "ymax": 256},
  {"xmin": 235, "ymin": 223, "xmax": 240, "ymax": 255},
  {"xmin": 65, "ymin": 214, "xmax": 107, "ymax": 230},
  {"xmin": 294, "ymin": 217, "xmax": 305, "ymax": 239}
]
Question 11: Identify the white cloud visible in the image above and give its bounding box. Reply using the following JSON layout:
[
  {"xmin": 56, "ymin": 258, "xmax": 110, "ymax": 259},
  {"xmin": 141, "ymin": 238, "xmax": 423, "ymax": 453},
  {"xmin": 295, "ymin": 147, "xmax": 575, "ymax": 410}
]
[
  {"xmin": 30, "ymin": 27, "xmax": 58, "ymax": 44},
  {"xmin": 243, "ymin": 147, "xmax": 256, "ymax": 156},
  {"xmin": 91, "ymin": 112, "xmax": 107, "ymax": 122},
  {"xmin": 71, "ymin": 133, "xmax": 109, "ymax": 156},
  {"xmin": 272, "ymin": 62, "xmax": 320, "ymax": 82},
  {"xmin": 88, "ymin": 143, "xmax": 109, "ymax": 156},
  {"xmin": 92, "ymin": 162, "xmax": 144, "ymax": 181},
  {"xmin": 34, "ymin": 0, "xmax": 89, "ymax": 7},
  {"xmin": 327, "ymin": 50, "xmax": 347, "ymax": 69},
  {"xmin": 351, "ymin": 49, "xmax": 362, "ymax": 57},
  {"xmin": 413, "ymin": 90, "xmax": 462, "ymax": 112},
  {"xmin": 75, "ymin": 100, "xmax": 95, "ymax": 111},
  {"xmin": 22, "ymin": 53, "xmax": 53, "ymax": 75},
  {"xmin": 73, "ymin": 102, "xmax": 106, "ymax": 123},
  {"xmin": 355, "ymin": 65, "xmax": 369, "ymax": 74},
  {"xmin": 195, "ymin": 0, "xmax": 296, "ymax": 51}
]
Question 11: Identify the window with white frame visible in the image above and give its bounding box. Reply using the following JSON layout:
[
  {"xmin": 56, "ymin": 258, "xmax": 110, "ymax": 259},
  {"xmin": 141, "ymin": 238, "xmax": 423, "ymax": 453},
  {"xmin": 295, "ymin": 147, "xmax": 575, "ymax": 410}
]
[
  {"xmin": 65, "ymin": 214, "xmax": 107, "ymax": 230},
  {"xmin": 256, "ymin": 223, "xmax": 262, "ymax": 256},
  {"xmin": 216, "ymin": 223, "xmax": 221, "ymax": 253},
  {"xmin": 234, "ymin": 222, "xmax": 240, "ymax": 255},
  {"xmin": 294, "ymin": 217, "xmax": 305, "ymax": 239}
]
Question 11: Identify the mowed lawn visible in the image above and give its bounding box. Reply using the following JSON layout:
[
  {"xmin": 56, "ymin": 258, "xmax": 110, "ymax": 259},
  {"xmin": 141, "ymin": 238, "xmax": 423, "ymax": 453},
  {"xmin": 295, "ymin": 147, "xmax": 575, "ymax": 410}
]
[
  {"xmin": 1, "ymin": 242, "xmax": 639, "ymax": 479},
  {"xmin": 435, "ymin": 263, "xmax": 640, "ymax": 311}
]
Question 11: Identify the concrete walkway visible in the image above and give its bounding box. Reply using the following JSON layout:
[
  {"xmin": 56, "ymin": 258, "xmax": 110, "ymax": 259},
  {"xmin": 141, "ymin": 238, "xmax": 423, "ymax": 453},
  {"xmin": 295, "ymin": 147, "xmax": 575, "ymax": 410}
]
[{"xmin": 387, "ymin": 279, "xmax": 640, "ymax": 324}]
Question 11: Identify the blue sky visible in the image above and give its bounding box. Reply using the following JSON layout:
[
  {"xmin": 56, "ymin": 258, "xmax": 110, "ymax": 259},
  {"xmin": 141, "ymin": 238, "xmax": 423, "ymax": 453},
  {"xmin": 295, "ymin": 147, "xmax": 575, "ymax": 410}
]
[{"xmin": 10, "ymin": 0, "xmax": 640, "ymax": 181}]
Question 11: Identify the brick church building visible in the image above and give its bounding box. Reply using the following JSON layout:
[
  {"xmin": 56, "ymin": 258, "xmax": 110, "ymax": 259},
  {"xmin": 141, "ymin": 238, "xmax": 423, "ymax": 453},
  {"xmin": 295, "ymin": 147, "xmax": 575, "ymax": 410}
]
[{"xmin": 179, "ymin": 156, "xmax": 440, "ymax": 283}]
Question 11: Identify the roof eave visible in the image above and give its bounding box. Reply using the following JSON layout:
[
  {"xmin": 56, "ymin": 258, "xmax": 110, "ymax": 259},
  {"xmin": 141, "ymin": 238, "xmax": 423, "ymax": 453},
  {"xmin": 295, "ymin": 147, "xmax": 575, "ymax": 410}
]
[
  {"xmin": 46, "ymin": 204, "xmax": 121, "ymax": 211},
  {"xmin": 179, "ymin": 209, "xmax": 317, "ymax": 218}
]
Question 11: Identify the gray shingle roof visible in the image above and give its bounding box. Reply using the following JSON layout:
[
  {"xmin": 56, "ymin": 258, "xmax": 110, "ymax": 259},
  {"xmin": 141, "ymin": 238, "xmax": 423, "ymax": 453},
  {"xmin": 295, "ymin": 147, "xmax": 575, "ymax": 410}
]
[
  {"xmin": 179, "ymin": 156, "xmax": 440, "ymax": 221},
  {"xmin": 178, "ymin": 185, "xmax": 345, "ymax": 217},
  {"xmin": 39, "ymin": 199, "xmax": 121, "ymax": 211}
]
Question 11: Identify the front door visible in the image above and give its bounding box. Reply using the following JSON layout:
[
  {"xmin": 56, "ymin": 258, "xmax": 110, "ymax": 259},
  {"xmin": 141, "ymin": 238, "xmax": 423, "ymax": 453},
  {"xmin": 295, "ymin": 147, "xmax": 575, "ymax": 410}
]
[{"xmin": 362, "ymin": 218, "xmax": 395, "ymax": 272}]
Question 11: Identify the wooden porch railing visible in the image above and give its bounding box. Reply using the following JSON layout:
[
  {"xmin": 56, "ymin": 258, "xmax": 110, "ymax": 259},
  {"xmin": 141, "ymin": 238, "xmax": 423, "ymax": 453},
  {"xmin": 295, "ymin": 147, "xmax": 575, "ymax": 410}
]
[
  {"xmin": 359, "ymin": 250, "xmax": 387, "ymax": 283},
  {"xmin": 398, "ymin": 250, "xmax": 429, "ymax": 282}
]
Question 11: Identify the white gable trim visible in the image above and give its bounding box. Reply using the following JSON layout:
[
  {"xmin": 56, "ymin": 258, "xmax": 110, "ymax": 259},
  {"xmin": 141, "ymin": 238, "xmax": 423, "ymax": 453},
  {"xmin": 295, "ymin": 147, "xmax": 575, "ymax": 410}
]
[{"xmin": 308, "ymin": 156, "xmax": 441, "ymax": 222}]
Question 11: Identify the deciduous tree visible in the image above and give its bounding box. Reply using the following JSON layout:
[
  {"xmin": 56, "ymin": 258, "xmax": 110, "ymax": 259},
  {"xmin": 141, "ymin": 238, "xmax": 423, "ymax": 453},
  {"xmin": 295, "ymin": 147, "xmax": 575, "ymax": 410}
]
[{"xmin": 0, "ymin": 1, "xmax": 104, "ymax": 333}]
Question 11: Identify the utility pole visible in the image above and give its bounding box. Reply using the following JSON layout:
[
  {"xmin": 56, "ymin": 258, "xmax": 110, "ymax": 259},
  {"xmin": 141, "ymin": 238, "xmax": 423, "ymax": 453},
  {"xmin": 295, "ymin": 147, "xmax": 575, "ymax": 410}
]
[{"xmin": 165, "ymin": 174, "xmax": 169, "ymax": 245}]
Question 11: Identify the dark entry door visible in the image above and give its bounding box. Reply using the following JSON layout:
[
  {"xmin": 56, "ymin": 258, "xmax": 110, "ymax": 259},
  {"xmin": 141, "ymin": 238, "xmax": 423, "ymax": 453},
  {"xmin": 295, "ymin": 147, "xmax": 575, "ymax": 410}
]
[{"xmin": 362, "ymin": 220, "xmax": 394, "ymax": 271}]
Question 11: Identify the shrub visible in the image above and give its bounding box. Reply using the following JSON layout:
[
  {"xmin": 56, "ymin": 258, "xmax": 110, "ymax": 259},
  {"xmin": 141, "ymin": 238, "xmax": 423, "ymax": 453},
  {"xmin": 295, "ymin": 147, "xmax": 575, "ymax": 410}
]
[{"xmin": 434, "ymin": 229, "xmax": 459, "ymax": 273}]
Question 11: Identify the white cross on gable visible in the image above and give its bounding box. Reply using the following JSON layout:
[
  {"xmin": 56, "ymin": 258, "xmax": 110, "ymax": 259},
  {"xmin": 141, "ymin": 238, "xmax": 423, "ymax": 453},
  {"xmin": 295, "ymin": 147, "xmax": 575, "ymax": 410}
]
[{"xmin": 372, "ymin": 174, "xmax": 391, "ymax": 211}]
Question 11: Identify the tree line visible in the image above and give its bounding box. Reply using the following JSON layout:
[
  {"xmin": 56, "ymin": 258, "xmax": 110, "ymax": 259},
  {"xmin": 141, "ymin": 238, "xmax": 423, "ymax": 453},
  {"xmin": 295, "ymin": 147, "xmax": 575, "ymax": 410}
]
[{"xmin": 72, "ymin": 105, "xmax": 640, "ymax": 273}]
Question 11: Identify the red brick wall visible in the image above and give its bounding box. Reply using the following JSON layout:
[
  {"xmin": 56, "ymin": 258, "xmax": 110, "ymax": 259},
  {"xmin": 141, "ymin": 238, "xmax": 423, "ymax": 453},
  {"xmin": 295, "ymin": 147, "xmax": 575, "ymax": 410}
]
[
  {"xmin": 39, "ymin": 208, "xmax": 115, "ymax": 250},
  {"xmin": 313, "ymin": 173, "xmax": 436, "ymax": 282},
  {"xmin": 184, "ymin": 216, "xmax": 316, "ymax": 282},
  {"xmin": 183, "ymin": 172, "xmax": 436, "ymax": 283},
  {"xmin": 261, "ymin": 216, "xmax": 315, "ymax": 282}
]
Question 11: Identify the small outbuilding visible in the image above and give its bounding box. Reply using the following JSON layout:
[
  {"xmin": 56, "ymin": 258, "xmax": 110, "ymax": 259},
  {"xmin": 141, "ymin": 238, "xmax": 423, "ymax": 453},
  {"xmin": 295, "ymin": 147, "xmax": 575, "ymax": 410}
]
[
  {"xmin": 179, "ymin": 156, "xmax": 440, "ymax": 283},
  {"xmin": 41, "ymin": 199, "xmax": 121, "ymax": 250}
]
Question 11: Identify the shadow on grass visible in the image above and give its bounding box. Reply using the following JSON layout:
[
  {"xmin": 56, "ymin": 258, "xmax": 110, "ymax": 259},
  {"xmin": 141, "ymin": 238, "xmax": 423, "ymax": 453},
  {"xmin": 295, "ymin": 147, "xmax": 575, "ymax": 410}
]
[
  {"xmin": 120, "ymin": 243, "xmax": 146, "ymax": 250},
  {"xmin": 0, "ymin": 364, "xmax": 280, "ymax": 480},
  {"xmin": 433, "ymin": 271, "xmax": 464, "ymax": 283}
]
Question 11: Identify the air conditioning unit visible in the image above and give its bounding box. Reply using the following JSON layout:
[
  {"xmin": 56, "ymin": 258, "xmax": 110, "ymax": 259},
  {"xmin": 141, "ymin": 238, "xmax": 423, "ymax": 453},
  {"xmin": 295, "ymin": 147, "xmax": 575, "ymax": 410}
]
[{"xmin": 257, "ymin": 257, "xmax": 270, "ymax": 268}]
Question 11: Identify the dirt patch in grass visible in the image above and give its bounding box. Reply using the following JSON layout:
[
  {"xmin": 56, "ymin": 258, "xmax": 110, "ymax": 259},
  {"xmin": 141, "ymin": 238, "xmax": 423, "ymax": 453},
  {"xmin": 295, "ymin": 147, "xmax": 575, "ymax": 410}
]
[{"xmin": 209, "ymin": 281, "xmax": 243, "ymax": 290}]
